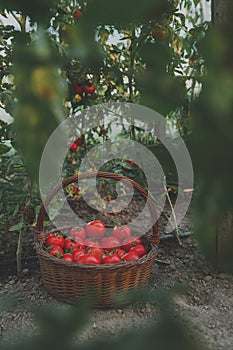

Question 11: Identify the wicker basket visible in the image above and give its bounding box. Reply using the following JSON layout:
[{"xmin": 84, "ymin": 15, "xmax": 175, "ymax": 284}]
[{"xmin": 35, "ymin": 172, "xmax": 159, "ymax": 308}]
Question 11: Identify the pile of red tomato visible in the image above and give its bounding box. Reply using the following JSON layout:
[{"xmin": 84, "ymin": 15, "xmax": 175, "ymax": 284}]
[{"xmin": 44, "ymin": 220, "xmax": 148, "ymax": 265}]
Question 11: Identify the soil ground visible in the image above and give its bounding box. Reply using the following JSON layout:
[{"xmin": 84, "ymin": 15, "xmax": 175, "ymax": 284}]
[{"xmin": 0, "ymin": 199, "xmax": 232, "ymax": 349}]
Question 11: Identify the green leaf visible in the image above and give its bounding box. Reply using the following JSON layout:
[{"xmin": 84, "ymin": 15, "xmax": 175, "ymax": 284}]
[
  {"xmin": 9, "ymin": 221, "xmax": 25, "ymax": 231},
  {"xmin": 0, "ymin": 144, "xmax": 11, "ymax": 154}
]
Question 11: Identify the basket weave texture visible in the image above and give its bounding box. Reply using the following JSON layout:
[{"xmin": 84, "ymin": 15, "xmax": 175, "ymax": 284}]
[{"xmin": 35, "ymin": 172, "xmax": 159, "ymax": 308}]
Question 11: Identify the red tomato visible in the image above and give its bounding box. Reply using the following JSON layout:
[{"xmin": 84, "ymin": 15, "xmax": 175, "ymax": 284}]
[
  {"xmin": 75, "ymin": 136, "xmax": 83, "ymax": 146},
  {"xmin": 189, "ymin": 60, "xmax": 197, "ymax": 65},
  {"xmin": 73, "ymin": 250, "xmax": 85, "ymax": 262},
  {"xmin": 64, "ymin": 237, "xmax": 78, "ymax": 252},
  {"xmin": 73, "ymin": 8, "xmax": 83, "ymax": 19},
  {"xmin": 130, "ymin": 244, "xmax": 147, "ymax": 258},
  {"xmin": 124, "ymin": 159, "xmax": 137, "ymax": 167},
  {"xmin": 112, "ymin": 225, "xmax": 132, "ymax": 241},
  {"xmin": 101, "ymin": 236, "xmax": 121, "ymax": 251},
  {"xmin": 87, "ymin": 247, "xmax": 104, "ymax": 259},
  {"xmin": 85, "ymin": 220, "xmax": 105, "ymax": 238},
  {"xmin": 83, "ymin": 82, "xmax": 96, "ymax": 95},
  {"xmin": 46, "ymin": 232, "xmax": 65, "ymax": 249},
  {"xmin": 70, "ymin": 227, "xmax": 86, "ymax": 240},
  {"xmin": 76, "ymin": 253, "xmax": 101, "ymax": 264},
  {"xmin": 85, "ymin": 238, "xmax": 100, "ymax": 248},
  {"xmin": 102, "ymin": 253, "xmax": 121, "ymax": 264},
  {"xmin": 74, "ymin": 237, "xmax": 85, "ymax": 249},
  {"xmin": 151, "ymin": 29, "xmax": 167, "ymax": 41},
  {"xmin": 122, "ymin": 251, "xmax": 139, "ymax": 262},
  {"xmin": 69, "ymin": 142, "xmax": 78, "ymax": 152},
  {"xmin": 72, "ymin": 186, "xmax": 79, "ymax": 195},
  {"xmin": 122, "ymin": 237, "xmax": 142, "ymax": 252},
  {"xmin": 62, "ymin": 253, "xmax": 74, "ymax": 262},
  {"xmin": 72, "ymin": 246, "xmax": 85, "ymax": 255},
  {"xmin": 49, "ymin": 245, "xmax": 64, "ymax": 258},
  {"xmin": 114, "ymin": 248, "xmax": 126, "ymax": 257},
  {"xmin": 74, "ymin": 83, "xmax": 83, "ymax": 95}
]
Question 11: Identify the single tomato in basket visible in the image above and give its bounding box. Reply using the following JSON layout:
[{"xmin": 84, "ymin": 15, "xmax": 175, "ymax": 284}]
[
  {"xmin": 87, "ymin": 246, "xmax": 104, "ymax": 259},
  {"xmin": 101, "ymin": 236, "xmax": 121, "ymax": 252},
  {"xmin": 122, "ymin": 251, "xmax": 139, "ymax": 262},
  {"xmin": 112, "ymin": 225, "xmax": 132, "ymax": 241},
  {"xmin": 49, "ymin": 245, "xmax": 64, "ymax": 258},
  {"xmin": 86, "ymin": 220, "xmax": 105, "ymax": 238},
  {"xmin": 46, "ymin": 232, "xmax": 65, "ymax": 249},
  {"xmin": 70, "ymin": 227, "xmax": 86, "ymax": 240},
  {"xmin": 130, "ymin": 244, "xmax": 147, "ymax": 258},
  {"xmin": 73, "ymin": 249, "xmax": 85, "ymax": 262},
  {"xmin": 113, "ymin": 248, "xmax": 126, "ymax": 257},
  {"xmin": 122, "ymin": 237, "xmax": 142, "ymax": 252},
  {"xmin": 74, "ymin": 237, "xmax": 85, "ymax": 249},
  {"xmin": 76, "ymin": 253, "xmax": 101, "ymax": 264},
  {"xmin": 85, "ymin": 238, "xmax": 100, "ymax": 248},
  {"xmin": 101, "ymin": 253, "xmax": 121, "ymax": 264},
  {"xmin": 64, "ymin": 237, "xmax": 78, "ymax": 252},
  {"xmin": 62, "ymin": 253, "xmax": 74, "ymax": 262},
  {"xmin": 72, "ymin": 246, "xmax": 85, "ymax": 255}
]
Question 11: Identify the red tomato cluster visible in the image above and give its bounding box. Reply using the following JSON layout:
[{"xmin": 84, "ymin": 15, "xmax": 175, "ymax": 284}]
[
  {"xmin": 68, "ymin": 136, "xmax": 83, "ymax": 152},
  {"xmin": 45, "ymin": 220, "xmax": 148, "ymax": 265},
  {"xmin": 74, "ymin": 81, "xmax": 96, "ymax": 96}
]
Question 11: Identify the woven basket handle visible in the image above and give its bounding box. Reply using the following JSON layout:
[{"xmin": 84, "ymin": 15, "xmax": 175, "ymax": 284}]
[{"xmin": 35, "ymin": 171, "xmax": 159, "ymax": 245}]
